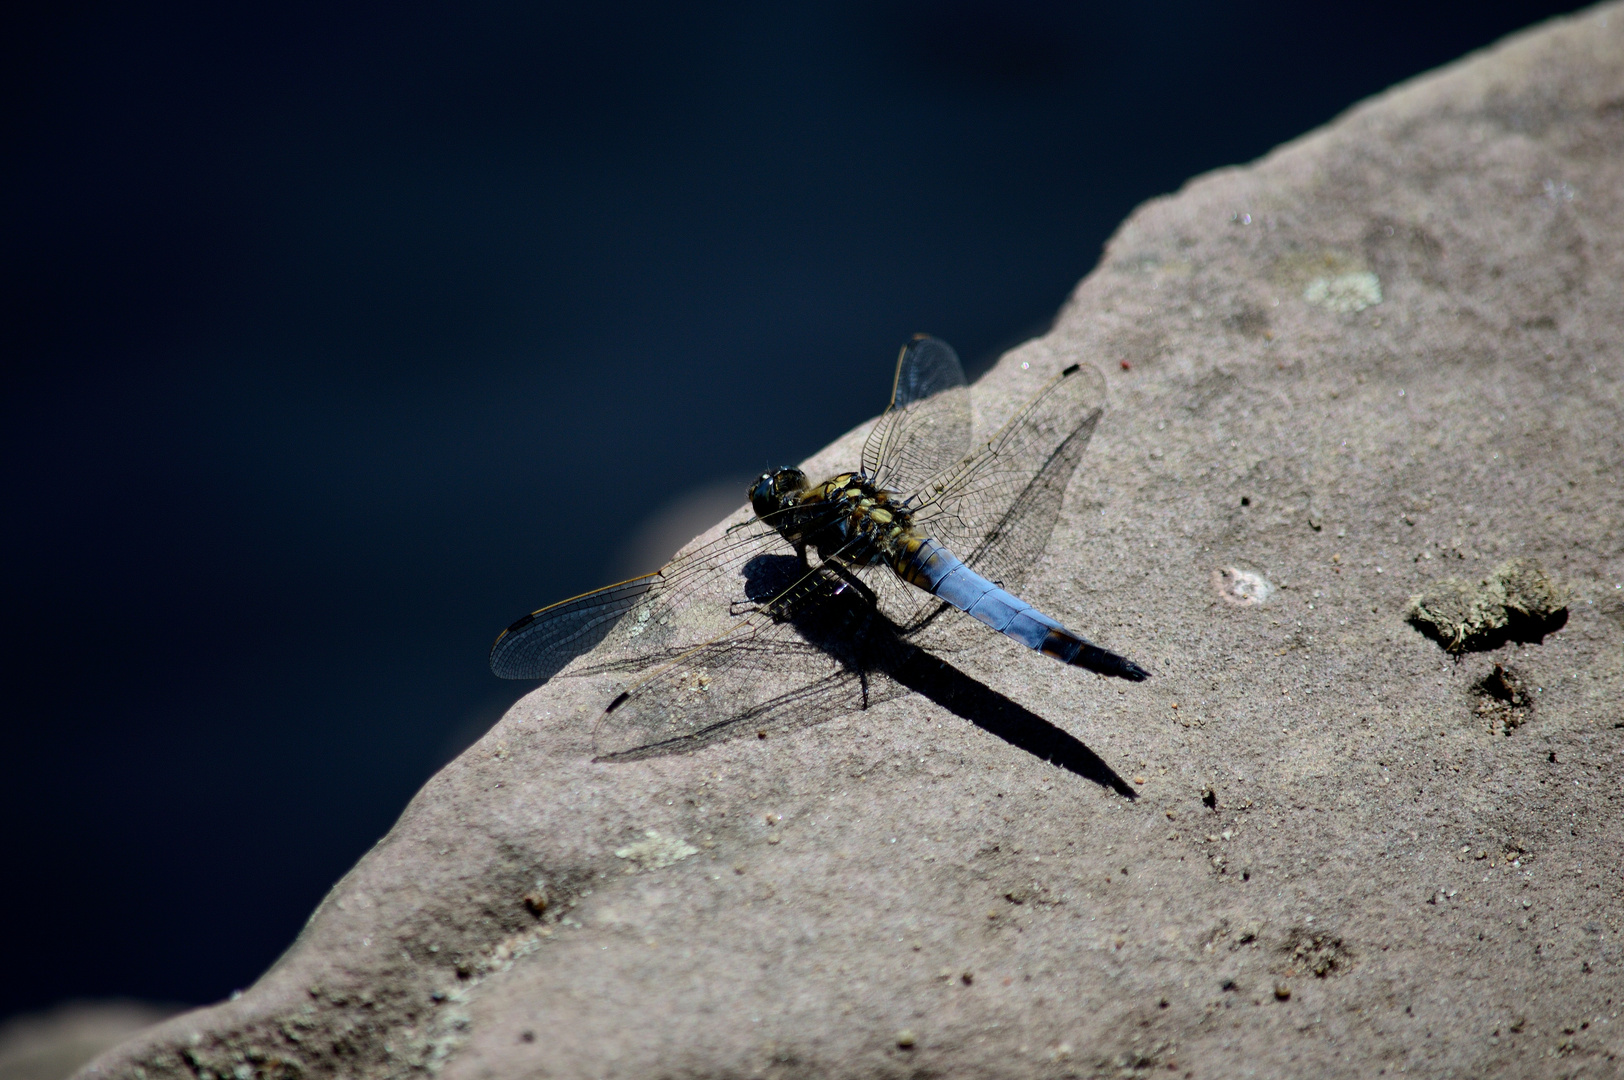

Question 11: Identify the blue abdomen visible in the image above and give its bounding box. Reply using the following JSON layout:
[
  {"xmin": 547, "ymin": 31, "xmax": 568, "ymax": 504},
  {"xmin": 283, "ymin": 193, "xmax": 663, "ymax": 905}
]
[{"xmin": 895, "ymin": 537, "xmax": 1149, "ymax": 680}]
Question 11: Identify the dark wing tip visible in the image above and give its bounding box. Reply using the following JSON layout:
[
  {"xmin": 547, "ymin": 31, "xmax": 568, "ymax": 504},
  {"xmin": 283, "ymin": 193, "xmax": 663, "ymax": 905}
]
[
  {"xmin": 491, "ymin": 610, "xmax": 537, "ymax": 652},
  {"xmin": 489, "ymin": 612, "xmax": 537, "ymax": 676}
]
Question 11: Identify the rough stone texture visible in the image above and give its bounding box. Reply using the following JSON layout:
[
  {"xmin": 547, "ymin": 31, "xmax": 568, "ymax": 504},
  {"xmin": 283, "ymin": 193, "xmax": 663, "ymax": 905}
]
[
  {"xmin": 80, "ymin": 6, "xmax": 1624, "ymax": 1079},
  {"xmin": 1406, "ymin": 556, "xmax": 1572, "ymax": 652}
]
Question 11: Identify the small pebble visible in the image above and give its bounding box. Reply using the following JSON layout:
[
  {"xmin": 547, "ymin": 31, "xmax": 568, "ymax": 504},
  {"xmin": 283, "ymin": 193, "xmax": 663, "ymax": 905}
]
[
  {"xmin": 1274, "ymin": 982, "xmax": 1291, "ymax": 1000},
  {"xmin": 896, "ymin": 1029, "xmax": 917, "ymax": 1049}
]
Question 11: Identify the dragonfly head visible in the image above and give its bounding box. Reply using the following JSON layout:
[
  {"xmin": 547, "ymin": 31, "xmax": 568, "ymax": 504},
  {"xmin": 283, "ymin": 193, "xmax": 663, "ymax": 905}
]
[{"xmin": 749, "ymin": 467, "xmax": 808, "ymax": 520}]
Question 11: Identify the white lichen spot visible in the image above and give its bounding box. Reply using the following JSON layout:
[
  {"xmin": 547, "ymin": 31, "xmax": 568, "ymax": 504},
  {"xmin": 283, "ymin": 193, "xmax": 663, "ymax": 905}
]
[
  {"xmin": 1214, "ymin": 567, "xmax": 1275, "ymax": 607},
  {"xmin": 1303, "ymin": 271, "xmax": 1382, "ymax": 313},
  {"xmin": 615, "ymin": 829, "xmax": 698, "ymax": 870},
  {"xmin": 626, "ymin": 604, "xmax": 654, "ymax": 640}
]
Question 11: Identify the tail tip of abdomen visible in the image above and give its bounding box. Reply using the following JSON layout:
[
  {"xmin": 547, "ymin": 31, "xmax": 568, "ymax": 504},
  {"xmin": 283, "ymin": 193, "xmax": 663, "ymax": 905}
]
[
  {"xmin": 1113, "ymin": 656, "xmax": 1152, "ymax": 682},
  {"xmin": 1073, "ymin": 643, "xmax": 1151, "ymax": 681}
]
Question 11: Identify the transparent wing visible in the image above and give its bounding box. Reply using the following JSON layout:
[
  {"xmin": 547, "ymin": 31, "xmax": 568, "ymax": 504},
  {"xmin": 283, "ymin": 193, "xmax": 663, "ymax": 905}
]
[
  {"xmin": 490, "ymin": 573, "xmax": 660, "ymax": 681},
  {"xmin": 591, "ymin": 614, "xmax": 882, "ymax": 760},
  {"xmin": 491, "ymin": 511, "xmax": 808, "ymax": 681},
  {"xmin": 861, "ymin": 335, "xmax": 972, "ymax": 495},
  {"xmin": 852, "ymin": 544, "xmax": 945, "ymax": 632},
  {"xmin": 905, "ymin": 359, "xmax": 1107, "ymax": 598},
  {"xmin": 592, "ymin": 558, "xmax": 907, "ymax": 759}
]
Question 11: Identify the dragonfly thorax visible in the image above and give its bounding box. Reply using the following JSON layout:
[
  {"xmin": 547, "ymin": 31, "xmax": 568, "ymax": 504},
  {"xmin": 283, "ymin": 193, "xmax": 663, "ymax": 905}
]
[{"xmin": 751, "ymin": 469, "xmax": 916, "ymax": 570}]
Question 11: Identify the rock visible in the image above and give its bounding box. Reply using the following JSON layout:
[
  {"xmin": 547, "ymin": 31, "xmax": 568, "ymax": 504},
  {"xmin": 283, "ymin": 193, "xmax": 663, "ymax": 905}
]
[
  {"xmin": 1407, "ymin": 556, "xmax": 1570, "ymax": 651},
  {"xmin": 78, "ymin": 5, "xmax": 1624, "ymax": 1079},
  {"xmin": 0, "ymin": 1001, "xmax": 177, "ymax": 1080}
]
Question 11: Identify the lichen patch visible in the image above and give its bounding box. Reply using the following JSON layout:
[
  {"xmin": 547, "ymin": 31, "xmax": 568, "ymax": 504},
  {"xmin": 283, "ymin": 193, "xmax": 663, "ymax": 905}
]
[
  {"xmin": 1405, "ymin": 557, "xmax": 1568, "ymax": 652},
  {"xmin": 614, "ymin": 829, "xmax": 698, "ymax": 871},
  {"xmin": 1214, "ymin": 566, "xmax": 1274, "ymax": 607},
  {"xmin": 1303, "ymin": 270, "xmax": 1382, "ymax": 312}
]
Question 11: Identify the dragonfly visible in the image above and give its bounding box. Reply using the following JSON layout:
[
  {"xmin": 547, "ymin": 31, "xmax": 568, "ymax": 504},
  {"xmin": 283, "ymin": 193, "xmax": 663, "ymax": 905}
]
[{"xmin": 492, "ymin": 335, "xmax": 1149, "ymax": 761}]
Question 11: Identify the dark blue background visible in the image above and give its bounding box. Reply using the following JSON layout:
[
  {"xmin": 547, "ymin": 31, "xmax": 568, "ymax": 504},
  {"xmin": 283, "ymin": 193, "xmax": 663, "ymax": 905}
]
[{"xmin": 2, "ymin": 0, "xmax": 1579, "ymax": 1018}]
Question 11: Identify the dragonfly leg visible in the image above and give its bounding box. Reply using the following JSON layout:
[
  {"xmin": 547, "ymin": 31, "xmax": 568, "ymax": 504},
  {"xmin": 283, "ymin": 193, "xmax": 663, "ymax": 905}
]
[{"xmin": 825, "ymin": 561, "xmax": 880, "ymax": 608}]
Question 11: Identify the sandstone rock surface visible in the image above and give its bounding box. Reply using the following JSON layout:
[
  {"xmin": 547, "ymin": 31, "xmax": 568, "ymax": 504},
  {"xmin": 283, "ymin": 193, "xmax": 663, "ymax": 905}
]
[{"xmin": 80, "ymin": 5, "xmax": 1624, "ymax": 1078}]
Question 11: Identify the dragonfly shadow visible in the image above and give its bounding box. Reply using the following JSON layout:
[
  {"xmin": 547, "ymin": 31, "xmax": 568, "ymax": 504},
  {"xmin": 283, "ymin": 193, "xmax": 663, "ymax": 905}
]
[{"xmin": 742, "ymin": 554, "xmax": 1135, "ymax": 797}]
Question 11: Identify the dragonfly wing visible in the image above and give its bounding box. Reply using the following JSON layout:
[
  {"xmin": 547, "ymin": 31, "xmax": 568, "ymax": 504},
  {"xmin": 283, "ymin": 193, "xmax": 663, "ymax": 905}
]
[
  {"xmin": 906, "ymin": 358, "xmax": 1106, "ymax": 597},
  {"xmin": 861, "ymin": 335, "xmax": 972, "ymax": 495},
  {"xmin": 490, "ymin": 517, "xmax": 789, "ymax": 681},
  {"xmin": 593, "ymin": 562, "xmax": 905, "ymax": 759},
  {"xmin": 490, "ymin": 574, "xmax": 658, "ymax": 681},
  {"xmin": 855, "ymin": 553, "xmax": 947, "ymax": 634}
]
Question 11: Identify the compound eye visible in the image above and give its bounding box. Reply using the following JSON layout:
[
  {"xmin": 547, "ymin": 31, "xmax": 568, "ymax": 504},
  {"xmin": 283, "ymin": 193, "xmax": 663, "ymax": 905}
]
[
  {"xmin": 773, "ymin": 467, "xmax": 807, "ymax": 494},
  {"xmin": 749, "ymin": 473, "xmax": 785, "ymax": 519}
]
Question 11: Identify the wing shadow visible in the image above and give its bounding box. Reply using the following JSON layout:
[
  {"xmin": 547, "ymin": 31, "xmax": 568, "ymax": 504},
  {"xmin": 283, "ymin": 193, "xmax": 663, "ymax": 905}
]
[{"xmin": 604, "ymin": 555, "xmax": 1136, "ymax": 792}]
